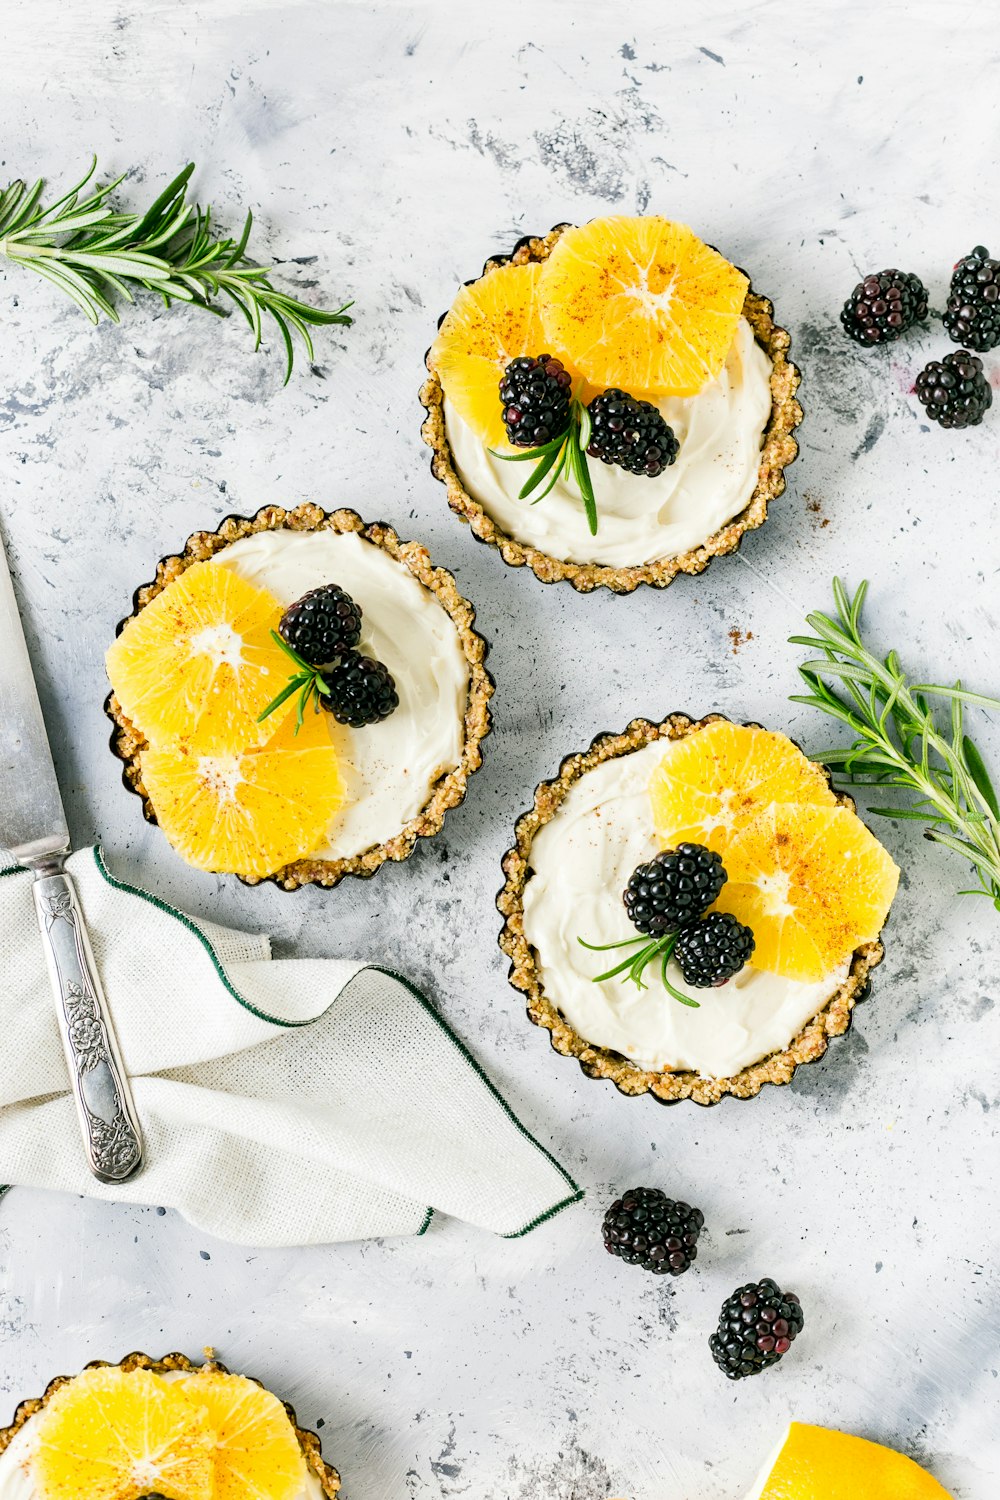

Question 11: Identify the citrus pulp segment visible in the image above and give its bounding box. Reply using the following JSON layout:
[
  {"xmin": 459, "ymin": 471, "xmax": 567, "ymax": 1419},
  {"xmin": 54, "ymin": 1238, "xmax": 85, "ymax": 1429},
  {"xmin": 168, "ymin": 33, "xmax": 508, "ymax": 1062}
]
[
  {"xmin": 177, "ymin": 1370, "xmax": 307, "ymax": 1500},
  {"xmin": 140, "ymin": 703, "xmax": 345, "ymax": 878},
  {"xmin": 538, "ymin": 215, "xmax": 749, "ymax": 397},
  {"xmin": 32, "ymin": 1366, "xmax": 214, "ymax": 1500},
  {"xmin": 106, "ymin": 559, "xmax": 292, "ymax": 756},
  {"xmin": 715, "ymin": 802, "xmax": 900, "ymax": 981},
  {"xmin": 430, "ymin": 261, "xmax": 554, "ymax": 448},
  {"xmin": 649, "ymin": 722, "xmax": 837, "ymax": 858}
]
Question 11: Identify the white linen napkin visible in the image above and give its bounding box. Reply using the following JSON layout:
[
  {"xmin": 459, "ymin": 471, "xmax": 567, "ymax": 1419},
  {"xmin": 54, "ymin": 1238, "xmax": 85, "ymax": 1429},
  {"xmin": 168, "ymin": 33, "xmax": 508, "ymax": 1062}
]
[{"xmin": 0, "ymin": 848, "xmax": 582, "ymax": 1246}]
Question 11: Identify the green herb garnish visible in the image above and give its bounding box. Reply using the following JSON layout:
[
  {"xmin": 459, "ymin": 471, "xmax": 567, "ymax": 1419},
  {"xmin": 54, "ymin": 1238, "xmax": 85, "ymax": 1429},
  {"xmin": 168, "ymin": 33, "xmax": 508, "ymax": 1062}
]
[
  {"xmin": 257, "ymin": 632, "xmax": 331, "ymax": 733},
  {"xmin": 792, "ymin": 577, "xmax": 1000, "ymax": 909},
  {"xmin": 0, "ymin": 159, "xmax": 352, "ymax": 381},
  {"xmin": 491, "ymin": 388, "xmax": 599, "ymax": 535},
  {"xmin": 577, "ymin": 932, "xmax": 700, "ymax": 1007}
]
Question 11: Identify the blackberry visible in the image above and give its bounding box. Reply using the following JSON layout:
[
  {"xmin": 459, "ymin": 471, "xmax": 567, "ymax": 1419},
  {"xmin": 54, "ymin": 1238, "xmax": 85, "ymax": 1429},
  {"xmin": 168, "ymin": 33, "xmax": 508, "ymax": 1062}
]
[
  {"xmin": 586, "ymin": 389, "xmax": 679, "ymax": 477},
  {"xmin": 319, "ymin": 651, "xmax": 398, "ymax": 728},
  {"xmin": 710, "ymin": 1278, "xmax": 804, "ymax": 1380},
  {"xmin": 279, "ymin": 584, "xmax": 362, "ymax": 666},
  {"xmin": 602, "ymin": 1187, "xmax": 704, "ymax": 1275},
  {"xmin": 840, "ymin": 269, "xmax": 928, "ymax": 345},
  {"xmin": 499, "ymin": 354, "xmax": 572, "ymax": 447},
  {"xmin": 674, "ymin": 911, "xmax": 755, "ymax": 987},
  {"xmin": 944, "ymin": 247, "xmax": 1000, "ymax": 352},
  {"xmin": 915, "ymin": 349, "xmax": 992, "ymax": 429},
  {"xmin": 623, "ymin": 844, "xmax": 726, "ymax": 937}
]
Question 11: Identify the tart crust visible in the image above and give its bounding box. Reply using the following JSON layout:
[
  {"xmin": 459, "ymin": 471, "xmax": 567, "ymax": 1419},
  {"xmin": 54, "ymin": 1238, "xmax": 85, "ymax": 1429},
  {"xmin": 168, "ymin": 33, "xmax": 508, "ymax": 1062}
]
[
  {"xmin": 420, "ymin": 225, "xmax": 802, "ymax": 593},
  {"xmin": 0, "ymin": 1349, "xmax": 341, "ymax": 1496},
  {"xmin": 497, "ymin": 713, "xmax": 885, "ymax": 1106},
  {"xmin": 106, "ymin": 504, "xmax": 494, "ymax": 890}
]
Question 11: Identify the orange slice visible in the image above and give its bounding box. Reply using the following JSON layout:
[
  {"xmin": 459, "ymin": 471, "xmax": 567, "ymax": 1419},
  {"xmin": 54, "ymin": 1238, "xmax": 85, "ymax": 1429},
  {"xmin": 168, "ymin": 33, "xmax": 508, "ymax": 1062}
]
[
  {"xmin": 430, "ymin": 260, "xmax": 554, "ymax": 448},
  {"xmin": 140, "ymin": 703, "xmax": 344, "ymax": 878},
  {"xmin": 177, "ymin": 1370, "xmax": 307, "ymax": 1500},
  {"xmin": 106, "ymin": 559, "xmax": 291, "ymax": 756},
  {"xmin": 539, "ymin": 215, "xmax": 749, "ymax": 396},
  {"xmin": 714, "ymin": 803, "xmax": 899, "ymax": 981},
  {"xmin": 32, "ymin": 1366, "xmax": 214, "ymax": 1500},
  {"xmin": 650, "ymin": 722, "xmax": 836, "ymax": 859},
  {"xmin": 747, "ymin": 1421, "xmax": 953, "ymax": 1499}
]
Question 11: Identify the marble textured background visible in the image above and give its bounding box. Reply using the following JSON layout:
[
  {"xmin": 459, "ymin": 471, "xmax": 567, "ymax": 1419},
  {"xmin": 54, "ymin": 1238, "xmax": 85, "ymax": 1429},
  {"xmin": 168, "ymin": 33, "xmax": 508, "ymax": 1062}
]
[{"xmin": 0, "ymin": 2, "xmax": 998, "ymax": 1495}]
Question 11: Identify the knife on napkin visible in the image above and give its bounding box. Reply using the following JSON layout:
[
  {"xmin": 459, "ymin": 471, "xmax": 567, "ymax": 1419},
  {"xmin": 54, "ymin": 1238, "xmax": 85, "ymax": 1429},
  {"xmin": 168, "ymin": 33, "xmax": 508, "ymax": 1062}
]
[{"xmin": 0, "ymin": 530, "xmax": 143, "ymax": 1183}]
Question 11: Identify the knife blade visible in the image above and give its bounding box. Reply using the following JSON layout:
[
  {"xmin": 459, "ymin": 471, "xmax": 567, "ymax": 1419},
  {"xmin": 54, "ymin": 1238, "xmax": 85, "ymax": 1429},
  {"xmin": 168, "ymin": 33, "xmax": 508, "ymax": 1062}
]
[{"xmin": 0, "ymin": 529, "xmax": 143, "ymax": 1184}]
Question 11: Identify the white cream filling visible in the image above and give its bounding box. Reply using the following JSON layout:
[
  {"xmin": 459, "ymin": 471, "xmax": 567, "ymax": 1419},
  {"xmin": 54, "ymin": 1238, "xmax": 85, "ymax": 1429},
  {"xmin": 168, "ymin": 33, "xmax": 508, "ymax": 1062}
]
[
  {"xmin": 0, "ymin": 1377, "xmax": 326, "ymax": 1500},
  {"xmin": 521, "ymin": 740, "xmax": 849, "ymax": 1079},
  {"xmin": 444, "ymin": 317, "xmax": 773, "ymax": 568},
  {"xmin": 214, "ymin": 530, "xmax": 470, "ymax": 861}
]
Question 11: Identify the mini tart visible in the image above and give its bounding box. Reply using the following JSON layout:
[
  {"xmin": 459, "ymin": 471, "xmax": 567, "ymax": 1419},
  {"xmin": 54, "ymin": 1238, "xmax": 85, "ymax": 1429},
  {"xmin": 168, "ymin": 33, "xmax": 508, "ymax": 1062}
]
[
  {"xmin": 106, "ymin": 504, "xmax": 494, "ymax": 890},
  {"xmin": 497, "ymin": 713, "xmax": 885, "ymax": 1106},
  {"xmin": 420, "ymin": 225, "xmax": 802, "ymax": 593},
  {"xmin": 0, "ymin": 1350, "xmax": 340, "ymax": 1497}
]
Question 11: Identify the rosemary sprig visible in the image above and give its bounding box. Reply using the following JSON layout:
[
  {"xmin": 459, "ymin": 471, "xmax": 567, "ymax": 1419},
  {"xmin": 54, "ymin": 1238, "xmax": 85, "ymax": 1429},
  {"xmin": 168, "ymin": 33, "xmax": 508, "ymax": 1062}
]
[
  {"xmin": 791, "ymin": 577, "xmax": 1000, "ymax": 908},
  {"xmin": 0, "ymin": 159, "xmax": 353, "ymax": 381},
  {"xmin": 257, "ymin": 631, "xmax": 331, "ymax": 732},
  {"xmin": 577, "ymin": 933, "xmax": 700, "ymax": 1007},
  {"xmin": 491, "ymin": 390, "xmax": 599, "ymax": 534}
]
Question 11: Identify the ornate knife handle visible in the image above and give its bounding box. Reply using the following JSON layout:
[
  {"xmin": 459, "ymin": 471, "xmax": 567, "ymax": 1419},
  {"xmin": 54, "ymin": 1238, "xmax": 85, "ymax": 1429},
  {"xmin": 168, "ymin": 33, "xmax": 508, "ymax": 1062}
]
[{"xmin": 32, "ymin": 868, "xmax": 144, "ymax": 1184}]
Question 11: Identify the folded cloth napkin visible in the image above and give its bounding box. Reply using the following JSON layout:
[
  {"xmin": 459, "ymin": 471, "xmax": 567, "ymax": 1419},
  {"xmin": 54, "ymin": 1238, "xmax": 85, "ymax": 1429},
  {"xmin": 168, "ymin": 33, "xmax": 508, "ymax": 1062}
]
[{"xmin": 0, "ymin": 848, "xmax": 581, "ymax": 1246}]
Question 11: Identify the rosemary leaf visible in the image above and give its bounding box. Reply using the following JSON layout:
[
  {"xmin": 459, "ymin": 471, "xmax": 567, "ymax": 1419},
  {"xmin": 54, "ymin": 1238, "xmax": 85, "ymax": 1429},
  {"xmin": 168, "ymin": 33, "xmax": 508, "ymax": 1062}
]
[
  {"xmin": 965, "ymin": 736, "xmax": 1000, "ymax": 819},
  {"xmin": 577, "ymin": 932, "xmax": 699, "ymax": 1007},
  {"xmin": 490, "ymin": 434, "xmax": 567, "ymax": 462},
  {"xmin": 793, "ymin": 579, "xmax": 1000, "ymax": 909},
  {"xmin": 570, "ymin": 434, "xmax": 599, "ymax": 536},
  {"xmin": 0, "ymin": 158, "xmax": 352, "ymax": 380},
  {"xmin": 520, "ymin": 440, "xmax": 566, "ymax": 501},
  {"xmin": 489, "ymin": 394, "xmax": 601, "ymax": 531}
]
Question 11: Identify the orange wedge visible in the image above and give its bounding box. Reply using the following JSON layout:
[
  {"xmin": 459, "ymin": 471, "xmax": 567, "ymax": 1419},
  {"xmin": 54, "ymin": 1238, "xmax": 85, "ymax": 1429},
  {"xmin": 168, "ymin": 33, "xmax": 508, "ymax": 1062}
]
[
  {"xmin": 32, "ymin": 1366, "xmax": 214, "ymax": 1500},
  {"xmin": 106, "ymin": 559, "xmax": 292, "ymax": 756},
  {"xmin": 539, "ymin": 215, "xmax": 749, "ymax": 396},
  {"xmin": 177, "ymin": 1370, "xmax": 307, "ymax": 1500},
  {"xmin": 650, "ymin": 722, "xmax": 836, "ymax": 859},
  {"xmin": 140, "ymin": 702, "xmax": 344, "ymax": 878},
  {"xmin": 430, "ymin": 260, "xmax": 555, "ymax": 448},
  {"xmin": 714, "ymin": 803, "xmax": 899, "ymax": 981},
  {"xmin": 747, "ymin": 1421, "xmax": 952, "ymax": 1499}
]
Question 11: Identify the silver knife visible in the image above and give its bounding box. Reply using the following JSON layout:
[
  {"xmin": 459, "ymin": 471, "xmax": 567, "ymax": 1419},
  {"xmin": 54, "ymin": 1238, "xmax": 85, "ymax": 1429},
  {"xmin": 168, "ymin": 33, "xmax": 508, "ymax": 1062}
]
[{"xmin": 0, "ymin": 529, "xmax": 143, "ymax": 1184}]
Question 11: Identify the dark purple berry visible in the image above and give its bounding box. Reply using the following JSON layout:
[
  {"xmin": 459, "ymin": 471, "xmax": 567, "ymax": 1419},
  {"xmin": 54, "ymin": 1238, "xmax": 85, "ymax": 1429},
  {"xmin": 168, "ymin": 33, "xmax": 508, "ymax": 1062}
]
[
  {"xmin": 279, "ymin": 584, "xmax": 362, "ymax": 666},
  {"xmin": 710, "ymin": 1278, "xmax": 805, "ymax": 1380},
  {"xmin": 840, "ymin": 269, "xmax": 928, "ymax": 345},
  {"xmin": 602, "ymin": 1188, "xmax": 705, "ymax": 1276},
  {"xmin": 944, "ymin": 247, "xmax": 1000, "ymax": 352},
  {"xmin": 674, "ymin": 911, "xmax": 755, "ymax": 987},
  {"xmin": 319, "ymin": 651, "xmax": 398, "ymax": 728},
  {"xmin": 586, "ymin": 388, "xmax": 679, "ymax": 477},
  {"xmin": 623, "ymin": 844, "xmax": 726, "ymax": 937},
  {"xmin": 915, "ymin": 348, "xmax": 992, "ymax": 429},
  {"xmin": 499, "ymin": 355, "xmax": 572, "ymax": 447}
]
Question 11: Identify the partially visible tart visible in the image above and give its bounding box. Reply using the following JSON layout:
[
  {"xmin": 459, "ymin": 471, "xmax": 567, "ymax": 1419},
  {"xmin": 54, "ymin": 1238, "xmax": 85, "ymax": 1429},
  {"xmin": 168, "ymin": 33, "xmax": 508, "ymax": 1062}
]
[
  {"xmin": 498, "ymin": 714, "xmax": 897, "ymax": 1106},
  {"xmin": 421, "ymin": 217, "xmax": 802, "ymax": 592},
  {"xmin": 0, "ymin": 1351, "xmax": 340, "ymax": 1499},
  {"xmin": 106, "ymin": 504, "xmax": 493, "ymax": 889}
]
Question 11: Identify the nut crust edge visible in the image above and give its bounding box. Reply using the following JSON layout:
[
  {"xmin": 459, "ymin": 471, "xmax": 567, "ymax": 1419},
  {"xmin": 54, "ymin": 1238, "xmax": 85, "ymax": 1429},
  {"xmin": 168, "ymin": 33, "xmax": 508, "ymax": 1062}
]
[
  {"xmin": 496, "ymin": 712, "xmax": 884, "ymax": 1106},
  {"xmin": 419, "ymin": 225, "xmax": 803, "ymax": 594},
  {"xmin": 0, "ymin": 1349, "xmax": 341, "ymax": 1496},
  {"xmin": 105, "ymin": 503, "xmax": 495, "ymax": 891}
]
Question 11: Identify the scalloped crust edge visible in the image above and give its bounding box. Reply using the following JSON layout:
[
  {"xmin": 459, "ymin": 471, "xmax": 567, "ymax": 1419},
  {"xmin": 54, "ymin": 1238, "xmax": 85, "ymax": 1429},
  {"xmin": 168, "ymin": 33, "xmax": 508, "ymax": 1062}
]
[
  {"xmin": 105, "ymin": 503, "xmax": 495, "ymax": 891},
  {"xmin": 419, "ymin": 224, "xmax": 803, "ymax": 594},
  {"xmin": 0, "ymin": 1349, "xmax": 341, "ymax": 1496},
  {"xmin": 496, "ymin": 712, "xmax": 886, "ymax": 1106}
]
